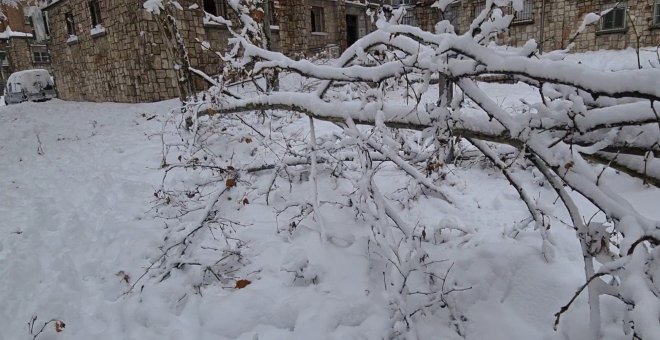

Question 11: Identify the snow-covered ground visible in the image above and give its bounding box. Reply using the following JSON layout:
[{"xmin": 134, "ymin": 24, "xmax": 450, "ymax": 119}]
[{"xmin": 1, "ymin": 50, "xmax": 659, "ymax": 340}]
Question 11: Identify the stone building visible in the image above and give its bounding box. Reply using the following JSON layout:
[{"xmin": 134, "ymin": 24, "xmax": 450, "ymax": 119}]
[
  {"xmin": 0, "ymin": 4, "xmax": 52, "ymax": 86},
  {"xmin": 411, "ymin": 0, "xmax": 660, "ymax": 52},
  {"xmin": 43, "ymin": 0, "xmax": 378, "ymax": 103},
  {"xmin": 43, "ymin": 0, "xmax": 214, "ymax": 102},
  {"xmin": 43, "ymin": 0, "xmax": 658, "ymax": 103}
]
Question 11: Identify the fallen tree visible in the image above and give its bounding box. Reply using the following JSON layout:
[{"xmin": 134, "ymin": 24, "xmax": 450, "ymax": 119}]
[{"xmin": 143, "ymin": 0, "xmax": 660, "ymax": 338}]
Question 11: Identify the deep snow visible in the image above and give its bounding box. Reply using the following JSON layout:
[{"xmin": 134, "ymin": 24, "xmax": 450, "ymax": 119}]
[{"xmin": 1, "ymin": 50, "xmax": 659, "ymax": 339}]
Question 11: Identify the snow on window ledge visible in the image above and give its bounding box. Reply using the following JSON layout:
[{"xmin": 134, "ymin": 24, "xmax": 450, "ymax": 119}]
[
  {"xmin": 270, "ymin": 25, "xmax": 280, "ymax": 31},
  {"xmin": 203, "ymin": 14, "xmax": 230, "ymax": 28},
  {"xmin": 311, "ymin": 31, "xmax": 328, "ymax": 36},
  {"xmin": 596, "ymin": 27, "xmax": 627, "ymax": 35},
  {"xmin": 510, "ymin": 19, "xmax": 534, "ymax": 26},
  {"xmin": 90, "ymin": 25, "xmax": 106, "ymax": 38},
  {"xmin": 66, "ymin": 35, "xmax": 79, "ymax": 45}
]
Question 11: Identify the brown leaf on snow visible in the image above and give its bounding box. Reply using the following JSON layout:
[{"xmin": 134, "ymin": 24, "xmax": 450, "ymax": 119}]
[
  {"xmin": 244, "ymin": 137, "xmax": 252, "ymax": 144},
  {"xmin": 116, "ymin": 271, "xmax": 130, "ymax": 284},
  {"xmin": 242, "ymin": 197, "xmax": 249, "ymax": 205},
  {"xmin": 234, "ymin": 279, "xmax": 251, "ymax": 289},
  {"xmin": 226, "ymin": 178, "xmax": 237, "ymax": 188},
  {"xmin": 54, "ymin": 320, "xmax": 65, "ymax": 333}
]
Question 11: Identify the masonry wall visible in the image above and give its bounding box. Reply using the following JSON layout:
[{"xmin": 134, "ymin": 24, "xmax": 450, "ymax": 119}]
[
  {"xmin": 425, "ymin": 0, "xmax": 659, "ymax": 52},
  {"xmin": 278, "ymin": 0, "xmax": 349, "ymax": 57},
  {"xmin": 47, "ymin": 0, "xmax": 215, "ymax": 103},
  {"xmin": 6, "ymin": 38, "xmax": 36, "ymax": 72},
  {"xmin": 546, "ymin": 0, "xmax": 659, "ymax": 52}
]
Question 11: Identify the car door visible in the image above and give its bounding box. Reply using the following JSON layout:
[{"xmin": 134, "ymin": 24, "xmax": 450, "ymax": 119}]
[{"xmin": 6, "ymin": 82, "xmax": 24, "ymax": 104}]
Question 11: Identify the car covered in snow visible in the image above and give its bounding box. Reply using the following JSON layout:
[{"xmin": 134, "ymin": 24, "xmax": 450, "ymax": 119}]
[{"xmin": 3, "ymin": 69, "xmax": 57, "ymax": 105}]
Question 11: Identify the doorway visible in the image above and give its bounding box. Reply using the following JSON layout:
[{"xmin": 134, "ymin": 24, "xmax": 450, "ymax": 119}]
[{"xmin": 346, "ymin": 15, "xmax": 359, "ymax": 47}]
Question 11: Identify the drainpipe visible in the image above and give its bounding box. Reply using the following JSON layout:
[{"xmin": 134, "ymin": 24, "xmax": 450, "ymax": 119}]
[{"xmin": 539, "ymin": 0, "xmax": 546, "ymax": 54}]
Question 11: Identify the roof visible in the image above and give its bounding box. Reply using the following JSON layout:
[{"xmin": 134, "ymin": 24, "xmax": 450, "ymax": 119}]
[
  {"xmin": 7, "ymin": 69, "xmax": 53, "ymax": 92},
  {"xmin": 0, "ymin": 27, "xmax": 33, "ymax": 39},
  {"xmin": 41, "ymin": 0, "xmax": 66, "ymax": 10},
  {"xmin": 8, "ymin": 68, "xmax": 51, "ymax": 78}
]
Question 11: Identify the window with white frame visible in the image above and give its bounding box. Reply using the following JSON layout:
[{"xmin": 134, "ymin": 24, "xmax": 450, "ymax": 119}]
[
  {"xmin": 311, "ymin": 6, "xmax": 325, "ymax": 32},
  {"xmin": 393, "ymin": 0, "xmax": 416, "ymax": 26},
  {"xmin": 65, "ymin": 12, "xmax": 76, "ymax": 36},
  {"xmin": 511, "ymin": 0, "xmax": 533, "ymax": 23},
  {"xmin": 654, "ymin": 0, "xmax": 660, "ymax": 26},
  {"xmin": 204, "ymin": 0, "xmax": 227, "ymax": 17},
  {"xmin": 43, "ymin": 11, "xmax": 50, "ymax": 37},
  {"xmin": 473, "ymin": 3, "xmax": 486, "ymax": 19},
  {"xmin": 32, "ymin": 47, "xmax": 50, "ymax": 64},
  {"xmin": 0, "ymin": 51, "xmax": 8, "ymax": 67},
  {"xmin": 400, "ymin": 9, "xmax": 416, "ymax": 25},
  {"xmin": 443, "ymin": 2, "xmax": 460, "ymax": 31},
  {"xmin": 89, "ymin": 0, "xmax": 102, "ymax": 27},
  {"xmin": 268, "ymin": 0, "xmax": 278, "ymax": 26},
  {"xmin": 601, "ymin": 3, "xmax": 626, "ymax": 31}
]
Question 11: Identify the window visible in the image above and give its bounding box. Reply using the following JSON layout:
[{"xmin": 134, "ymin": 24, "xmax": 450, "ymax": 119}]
[
  {"xmin": 89, "ymin": 0, "xmax": 102, "ymax": 27},
  {"xmin": 43, "ymin": 11, "xmax": 50, "ymax": 36},
  {"xmin": 443, "ymin": 3, "xmax": 461, "ymax": 33},
  {"xmin": 443, "ymin": 3, "xmax": 460, "ymax": 24},
  {"xmin": 400, "ymin": 8, "xmax": 416, "ymax": 26},
  {"xmin": 311, "ymin": 6, "xmax": 324, "ymax": 32},
  {"xmin": 654, "ymin": 0, "xmax": 660, "ymax": 26},
  {"xmin": 268, "ymin": 0, "xmax": 277, "ymax": 26},
  {"xmin": 393, "ymin": 0, "xmax": 415, "ymax": 26},
  {"xmin": 65, "ymin": 12, "xmax": 76, "ymax": 36},
  {"xmin": 601, "ymin": 3, "xmax": 626, "ymax": 31},
  {"xmin": 511, "ymin": 0, "xmax": 533, "ymax": 23},
  {"xmin": 32, "ymin": 50, "xmax": 51, "ymax": 64},
  {"xmin": 473, "ymin": 3, "xmax": 486, "ymax": 18},
  {"xmin": 0, "ymin": 51, "xmax": 7, "ymax": 67},
  {"xmin": 204, "ymin": 0, "xmax": 226, "ymax": 17}
]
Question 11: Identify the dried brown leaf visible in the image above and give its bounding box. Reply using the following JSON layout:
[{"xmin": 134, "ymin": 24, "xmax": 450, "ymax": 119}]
[
  {"xmin": 54, "ymin": 320, "xmax": 65, "ymax": 333},
  {"xmin": 235, "ymin": 279, "xmax": 251, "ymax": 289}
]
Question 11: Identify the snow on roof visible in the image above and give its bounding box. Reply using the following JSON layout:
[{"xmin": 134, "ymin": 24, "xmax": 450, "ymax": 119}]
[
  {"xmin": 7, "ymin": 68, "xmax": 52, "ymax": 92},
  {"xmin": 8, "ymin": 68, "xmax": 51, "ymax": 78},
  {"xmin": 41, "ymin": 0, "xmax": 64, "ymax": 10},
  {"xmin": 0, "ymin": 26, "xmax": 33, "ymax": 39}
]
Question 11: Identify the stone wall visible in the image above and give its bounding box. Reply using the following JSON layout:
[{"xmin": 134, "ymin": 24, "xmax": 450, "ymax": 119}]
[
  {"xmin": 6, "ymin": 38, "xmax": 36, "ymax": 72},
  {"xmin": 547, "ymin": 0, "xmax": 659, "ymax": 52},
  {"xmin": 278, "ymin": 0, "xmax": 352, "ymax": 57},
  {"xmin": 431, "ymin": 0, "xmax": 659, "ymax": 52},
  {"xmin": 46, "ymin": 0, "xmax": 215, "ymax": 103},
  {"xmin": 37, "ymin": 0, "xmax": 380, "ymax": 103}
]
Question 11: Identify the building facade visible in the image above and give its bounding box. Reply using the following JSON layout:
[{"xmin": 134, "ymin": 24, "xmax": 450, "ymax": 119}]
[
  {"xmin": 43, "ymin": 0, "xmax": 377, "ymax": 103},
  {"xmin": 41, "ymin": 0, "xmax": 659, "ymax": 103},
  {"xmin": 412, "ymin": 0, "xmax": 660, "ymax": 52},
  {"xmin": 0, "ymin": 4, "xmax": 52, "ymax": 87}
]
